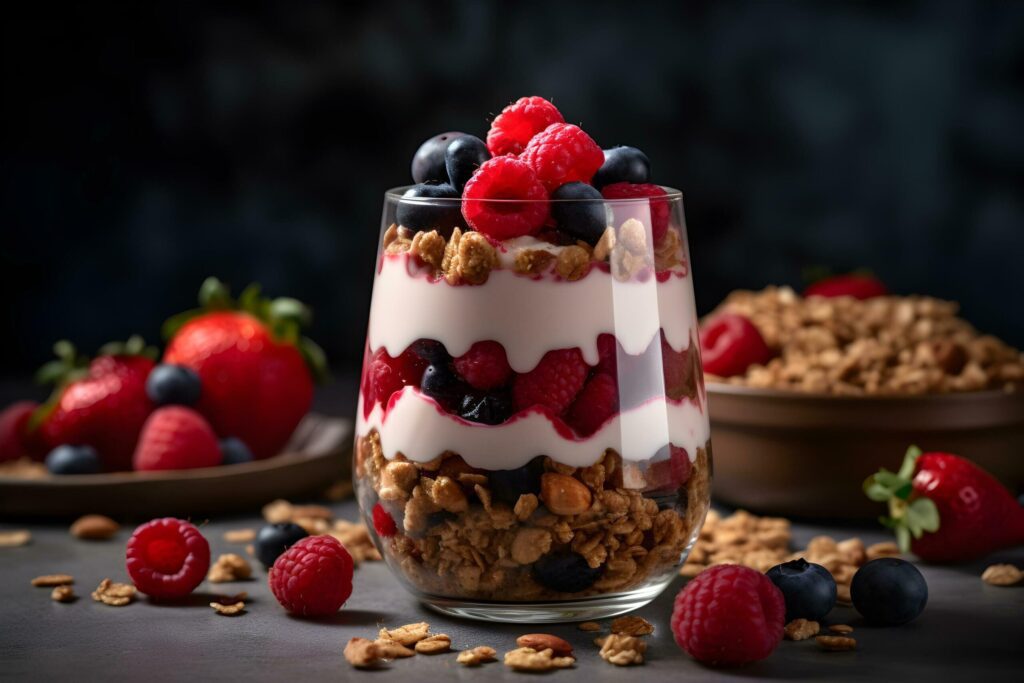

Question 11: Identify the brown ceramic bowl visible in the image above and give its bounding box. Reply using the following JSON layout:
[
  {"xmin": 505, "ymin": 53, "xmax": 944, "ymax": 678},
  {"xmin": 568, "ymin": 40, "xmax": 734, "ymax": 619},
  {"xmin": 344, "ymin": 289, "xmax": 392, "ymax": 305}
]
[{"xmin": 707, "ymin": 383, "xmax": 1024, "ymax": 519}]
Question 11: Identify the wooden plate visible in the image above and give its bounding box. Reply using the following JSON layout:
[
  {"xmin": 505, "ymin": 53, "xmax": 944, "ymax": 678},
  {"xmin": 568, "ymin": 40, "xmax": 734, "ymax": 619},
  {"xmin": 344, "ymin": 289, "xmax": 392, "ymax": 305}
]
[
  {"xmin": 0, "ymin": 413, "xmax": 351, "ymax": 520},
  {"xmin": 707, "ymin": 384, "xmax": 1024, "ymax": 519}
]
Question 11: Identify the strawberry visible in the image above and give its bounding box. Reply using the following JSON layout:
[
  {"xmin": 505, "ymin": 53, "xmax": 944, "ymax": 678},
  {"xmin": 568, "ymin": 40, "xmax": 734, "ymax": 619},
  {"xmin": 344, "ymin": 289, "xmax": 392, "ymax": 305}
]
[
  {"xmin": 699, "ymin": 313, "xmax": 773, "ymax": 377},
  {"xmin": 162, "ymin": 278, "xmax": 325, "ymax": 460},
  {"xmin": 33, "ymin": 337, "xmax": 156, "ymax": 471},
  {"xmin": 804, "ymin": 273, "xmax": 887, "ymax": 299},
  {"xmin": 133, "ymin": 406, "xmax": 222, "ymax": 471},
  {"xmin": 865, "ymin": 446, "xmax": 1024, "ymax": 563},
  {"xmin": 0, "ymin": 401, "xmax": 39, "ymax": 462}
]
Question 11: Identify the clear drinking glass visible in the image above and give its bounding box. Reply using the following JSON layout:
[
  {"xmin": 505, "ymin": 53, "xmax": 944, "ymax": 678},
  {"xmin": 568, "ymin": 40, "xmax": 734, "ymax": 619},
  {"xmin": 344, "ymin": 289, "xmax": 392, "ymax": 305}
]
[{"xmin": 354, "ymin": 187, "xmax": 711, "ymax": 622}]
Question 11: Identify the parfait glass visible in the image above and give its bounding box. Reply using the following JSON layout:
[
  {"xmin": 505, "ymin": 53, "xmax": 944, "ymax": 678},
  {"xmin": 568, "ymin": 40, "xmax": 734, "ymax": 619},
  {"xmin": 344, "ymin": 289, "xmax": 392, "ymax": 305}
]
[{"xmin": 354, "ymin": 187, "xmax": 711, "ymax": 622}]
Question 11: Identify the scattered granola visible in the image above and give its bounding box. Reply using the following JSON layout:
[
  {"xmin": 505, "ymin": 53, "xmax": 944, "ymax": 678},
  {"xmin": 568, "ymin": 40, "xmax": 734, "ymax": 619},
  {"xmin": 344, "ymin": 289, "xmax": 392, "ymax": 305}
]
[
  {"xmin": 208, "ymin": 553, "xmax": 252, "ymax": 583},
  {"xmin": 344, "ymin": 638, "xmax": 383, "ymax": 669},
  {"xmin": 610, "ymin": 615, "xmax": 654, "ymax": 637},
  {"xmin": 835, "ymin": 583, "xmax": 852, "ymax": 606},
  {"xmin": 828, "ymin": 624, "xmax": 854, "ymax": 634},
  {"xmin": 210, "ymin": 600, "xmax": 246, "ymax": 616},
  {"xmin": 0, "ymin": 530, "xmax": 31, "ymax": 547},
  {"xmin": 69, "ymin": 515, "xmax": 119, "ymax": 540},
  {"xmin": 981, "ymin": 564, "xmax": 1023, "ymax": 587},
  {"xmin": 597, "ymin": 633, "xmax": 647, "ymax": 666},
  {"xmin": 51, "ymin": 585, "xmax": 75, "ymax": 603},
  {"xmin": 378, "ymin": 622, "xmax": 431, "ymax": 646},
  {"xmin": 373, "ymin": 639, "xmax": 416, "ymax": 659},
  {"xmin": 91, "ymin": 578, "xmax": 136, "ymax": 606},
  {"xmin": 31, "ymin": 574, "xmax": 74, "ymax": 587},
  {"xmin": 223, "ymin": 528, "xmax": 256, "ymax": 544},
  {"xmin": 816, "ymin": 635, "xmax": 857, "ymax": 652},
  {"xmin": 578, "ymin": 621, "xmax": 602, "ymax": 632},
  {"xmin": 414, "ymin": 634, "xmax": 452, "ymax": 654},
  {"xmin": 866, "ymin": 542, "xmax": 901, "ymax": 561},
  {"xmin": 516, "ymin": 634, "xmax": 573, "ymax": 657},
  {"xmin": 504, "ymin": 647, "xmax": 575, "ymax": 672},
  {"xmin": 0, "ymin": 458, "xmax": 47, "ymax": 479},
  {"xmin": 330, "ymin": 519, "xmax": 382, "ymax": 565},
  {"xmin": 457, "ymin": 646, "xmax": 497, "ymax": 666},
  {"xmin": 784, "ymin": 619, "xmax": 820, "ymax": 641}
]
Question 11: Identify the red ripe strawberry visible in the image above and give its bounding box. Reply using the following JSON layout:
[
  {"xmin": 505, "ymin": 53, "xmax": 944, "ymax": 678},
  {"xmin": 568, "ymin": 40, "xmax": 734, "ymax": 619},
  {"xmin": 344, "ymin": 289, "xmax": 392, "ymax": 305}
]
[
  {"xmin": 163, "ymin": 278, "xmax": 324, "ymax": 460},
  {"xmin": 804, "ymin": 273, "xmax": 888, "ymax": 299},
  {"xmin": 512, "ymin": 348, "xmax": 589, "ymax": 414},
  {"xmin": 865, "ymin": 446, "xmax": 1024, "ymax": 563},
  {"xmin": 453, "ymin": 341, "xmax": 512, "ymax": 390},
  {"xmin": 565, "ymin": 373, "xmax": 619, "ymax": 436},
  {"xmin": 34, "ymin": 338, "xmax": 156, "ymax": 471},
  {"xmin": 699, "ymin": 313, "xmax": 773, "ymax": 377},
  {"xmin": 133, "ymin": 406, "xmax": 221, "ymax": 471},
  {"xmin": 0, "ymin": 401, "xmax": 39, "ymax": 462},
  {"xmin": 486, "ymin": 96, "xmax": 565, "ymax": 157}
]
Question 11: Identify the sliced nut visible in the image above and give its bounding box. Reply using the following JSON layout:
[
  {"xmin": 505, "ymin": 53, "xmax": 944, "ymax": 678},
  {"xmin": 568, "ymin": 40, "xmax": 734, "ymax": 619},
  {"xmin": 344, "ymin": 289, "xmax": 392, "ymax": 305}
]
[
  {"xmin": 578, "ymin": 621, "xmax": 602, "ymax": 632},
  {"xmin": 223, "ymin": 528, "xmax": 256, "ymax": 543},
  {"xmin": 210, "ymin": 601, "xmax": 246, "ymax": 616},
  {"xmin": 414, "ymin": 634, "xmax": 452, "ymax": 654},
  {"xmin": 866, "ymin": 541, "xmax": 900, "ymax": 560},
  {"xmin": 784, "ymin": 618, "xmax": 820, "ymax": 641},
  {"xmin": 207, "ymin": 553, "xmax": 253, "ymax": 583},
  {"xmin": 540, "ymin": 473, "xmax": 593, "ymax": 516},
  {"xmin": 0, "ymin": 530, "xmax": 31, "ymax": 547},
  {"xmin": 504, "ymin": 647, "xmax": 575, "ymax": 671},
  {"xmin": 457, "ymin": 646, "xmax": 497, "ymax": 666},
  {"xmin": 610, "ymin": 615, "xmax": 654, "ymax": 636},
  {"xmin": 816, "ymin": 635, "xmax": 857, "ymax": 652},
  {"xmin": 31, "ymin": 574, "xmax": 74, "ymax": 587},
  {"xmin": 828, "ymin": 624, "xmax": 854, "ymax": 634},
  {"xmin": 51, "ymin": 585, "xmax": 75, "ymax": 603},
  {"xmin": 344, "ymin": 637, "xmax": 383, "ymax": 668},
  {"xmin": 515, "ymin": 633, "xmax": 573, "ymax": 657},
  {"xmin": 378, "ymin": 622, "xmax": 430, "ymax": 646},
  {"xmin": 373, "ymin": 639, "xmax": 415, "ymax": 659},
  {"xmin": 981, "ymin": 564, "xmax": 1023, "ymax": 586},
  {"xmin": 91, "ymin": 578, "xmax": 135, "ymax": 606},
  {"xmin": 598, "ymin": 633, "xmax": 647, "ymax": 666},
  {"xmin": 69, "ymin": 515, "xmax": 119, "ymax": 540}
]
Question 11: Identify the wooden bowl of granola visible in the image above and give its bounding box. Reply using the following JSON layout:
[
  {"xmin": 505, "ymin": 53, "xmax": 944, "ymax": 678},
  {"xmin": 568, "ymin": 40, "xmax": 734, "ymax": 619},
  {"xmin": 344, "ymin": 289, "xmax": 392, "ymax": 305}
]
[{"xmin": 0, "ymin": 414, "xmax": 351, "ymax": 519}]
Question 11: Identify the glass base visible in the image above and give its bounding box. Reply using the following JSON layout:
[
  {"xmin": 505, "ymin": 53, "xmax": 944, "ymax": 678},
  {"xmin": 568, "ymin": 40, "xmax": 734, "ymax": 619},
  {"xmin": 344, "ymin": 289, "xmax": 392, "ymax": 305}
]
[{"xmin": 419, "ymin": 578, "xmax": 672, "ymax": 624}]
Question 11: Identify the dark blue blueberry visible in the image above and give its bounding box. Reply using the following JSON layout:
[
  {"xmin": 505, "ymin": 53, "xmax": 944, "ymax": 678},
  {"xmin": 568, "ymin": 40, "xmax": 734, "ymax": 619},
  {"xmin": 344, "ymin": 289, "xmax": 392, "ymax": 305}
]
[
  {"xmin": 591, "ymin": 146, "xmax": 651, "ymax": 189},
  {"xmin": 532, "ymin": 551, "xmax": 604, "ymax": 593},
  {"xmin": 45, "ymin": 445, "xmax": 101, "ymax": 475},
  {"xmin": 411, "ymin": 131, "xmax": 465, "ymax": 184},
  {"xmin": 766, "ymin": 558, "xmax": 837, "ymax": 622},
  {"xmin": 488, "ymin": 456, "xmax": 546, "ymax": 505},
  {"xmin": 145, "ymin": 364, "xmax": 201, "ymax": 407},
  {"xmin": 410, "ymin": 339, "xmax": 450, "ymax": 364},
  {"xmin": 425, "ymin": 511, "xmax": 457, "ymax": 528},
  {"xmin": 550, "ymin": 182, "xmax": 607, "ymax": 245},
  {"xmin": 220, "ymin": 437, "xmax": 254, "ymax": 465},
  {"xmin": 420, "ymin": 363, "xmax": 466, "ymax": 409},
  {"xmin": 395, "ymin": 183, "xmax": 463, "ymax": 234},
  {"xmin": 459, "ymin": 392, "xmax": 513, "ymax": 425},
  {"xmin": 851, "ymin": 558, "xmax": 928, "ymax": 626},
  {"xmin": 445, "ymin": 135, "xmax": 490, "ymax": 191},
  {"xmin": 255, "ymin": 522, "xmax": 309, "ymax": 567}
]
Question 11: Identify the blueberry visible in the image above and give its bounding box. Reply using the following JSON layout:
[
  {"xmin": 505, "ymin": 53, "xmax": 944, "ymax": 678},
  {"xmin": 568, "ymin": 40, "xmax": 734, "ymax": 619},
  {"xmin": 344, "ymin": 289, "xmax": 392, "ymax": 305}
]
[
  {"xmin": 146, "ymin": 364, "xmax": 201, "ymax": 407},
  {"xmin": 395, "ymin": 183, "xmax": 463, "ymax": 234},
  {"xmin": 851, "ymin": 558, "xmax": 928, "ymax": 626},
  {"xmin": 550, "ymin": 182, "xmax": 607, "ymax": 245},
  {"xmin": 444, "ymin": 135, "xmax": 490, "ymax": 191},
  {"xmin": 45, "ymin": 445, "xmax": 101, "ymax": 475},
  {"xmin": 488, "ymin": 456, "xmax": 546, "ymax": 505},
  {"xmin": 766, "ymin": 558, "xmax": 837, "ymax": 622},
  {"xmin": 420, "ymin": 363, "xmax": 466, "ymax": 409},
  {"xmin": 459, "ymin": 392, "xmax": 513, "ymax": 425},
  {"xmin": 220, "ymin": 437, "xmax": 253, "ymax": 465},
  {"xmin": 532, "ymin": 551, "xmax": 603, "ymax": 593},
  {"xmin": 591, "ymin": 146, "xmax": 651, "ymax": 189},
  {"xmin": 412, "ymin": 131, "xmax": 465, "ymax": 184},
  {"xmin": 410, "ymin": 339, "xmax": 450, "ymax": 364},
  {"xmin": 255, "ymin": 522, "xmax": 309, "ymax": 567}
]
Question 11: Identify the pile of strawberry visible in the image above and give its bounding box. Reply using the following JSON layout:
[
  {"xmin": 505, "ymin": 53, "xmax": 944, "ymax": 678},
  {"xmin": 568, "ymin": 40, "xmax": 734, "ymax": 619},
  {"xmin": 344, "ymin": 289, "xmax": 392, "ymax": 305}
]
[
  {"xmin": 403, "ymin": 95, "xmax": 670, "ymax": 246},
  {"xmin": 0, "ymin": 278, "xmax": 325, "ymax": 475}
]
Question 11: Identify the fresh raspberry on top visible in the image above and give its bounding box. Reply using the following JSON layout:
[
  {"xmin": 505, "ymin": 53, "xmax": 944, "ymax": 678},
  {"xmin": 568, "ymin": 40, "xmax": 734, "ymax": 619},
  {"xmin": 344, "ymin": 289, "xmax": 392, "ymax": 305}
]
[
  {"xmin": 601, "ymin": 182, "xmax": 671, "ymax": 243},
  {"xmin": 486, "ymin": 96, "xmax": 565, "ymax": 156},
  {"xmin": 132, "ymin": 406, "xmax": 222, "ymax": 471},
  {"xmin": 453, "ymin": 341, "xmax": 513, "ymax": 390},
  {"xmin": 269, "ymin": 534, "xmax": 354, "ymax": 617},
  {"xmin": 462, "ymin": 156, "xmax": 549, "ymax": 240},
  {"xmin": 520, "ymin": 123, "xmax": 604, "ymax": 192},
  {"xmin": 512, "ymin": 348, "xmax": 589, "ymax": 415},
  {"xmin": 671, "ymin": 564, "xmax": 785, "ymax": 667},
  {"xmin": 565, "ymin": 373, "xmax": 619, "ymax": 436},
  {"xmin": 126, "ymin": 518, "xmax": 210, "ymax": 598},
  {"xmin": 366, "ymin": 348, "xmax": 427, "ymax": 409},
  {"xmin": 372, "ymin": 502, "xmax": 397, "ymax": 538},
  {"xmin": 699, "ymin": 313, "xmax": 773, "ymax": 377}
]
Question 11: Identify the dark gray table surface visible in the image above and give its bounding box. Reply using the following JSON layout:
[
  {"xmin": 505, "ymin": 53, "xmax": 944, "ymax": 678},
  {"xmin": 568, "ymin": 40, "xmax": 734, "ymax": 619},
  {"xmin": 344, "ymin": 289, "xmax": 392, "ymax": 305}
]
[{"xmin": 2, "ymin": 500, "xmax": 1022, "ymax": 682}]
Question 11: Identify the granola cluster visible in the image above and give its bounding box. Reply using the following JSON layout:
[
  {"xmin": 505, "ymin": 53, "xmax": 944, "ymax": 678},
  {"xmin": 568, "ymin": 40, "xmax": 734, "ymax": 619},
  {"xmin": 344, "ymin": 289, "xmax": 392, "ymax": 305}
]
[
  {"xmin": 707, "ymin": 287, "xmax": 1024, "ymax": 395},
  {"xmin": 260, "ymin": 498, "xmax": 381, "ymax": 565},
  {"xmin": 356, "ymin": 431, "xmax": 711, "ymax": 601}
]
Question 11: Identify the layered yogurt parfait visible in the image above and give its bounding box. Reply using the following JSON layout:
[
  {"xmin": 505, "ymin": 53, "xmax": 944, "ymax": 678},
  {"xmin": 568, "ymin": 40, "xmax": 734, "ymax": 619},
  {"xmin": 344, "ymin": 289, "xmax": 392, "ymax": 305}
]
[{"xmin": 355, "ymin": 97, "xmax": 711, "ymax": 621}]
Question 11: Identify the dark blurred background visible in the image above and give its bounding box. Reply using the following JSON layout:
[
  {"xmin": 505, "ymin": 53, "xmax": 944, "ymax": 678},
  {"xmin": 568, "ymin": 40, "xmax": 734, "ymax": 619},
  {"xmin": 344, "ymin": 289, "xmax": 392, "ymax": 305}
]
[{"xmin": 3, "ymin": 0, "xmax": 1022, "ymax": 385}]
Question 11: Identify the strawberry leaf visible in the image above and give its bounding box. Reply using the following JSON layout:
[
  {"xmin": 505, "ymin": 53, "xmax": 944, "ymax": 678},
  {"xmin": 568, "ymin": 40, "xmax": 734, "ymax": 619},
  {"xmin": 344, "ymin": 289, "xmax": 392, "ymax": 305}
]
[{"xmin": 865, "ymin": 445, "xmax": 941, "ymax": 554}]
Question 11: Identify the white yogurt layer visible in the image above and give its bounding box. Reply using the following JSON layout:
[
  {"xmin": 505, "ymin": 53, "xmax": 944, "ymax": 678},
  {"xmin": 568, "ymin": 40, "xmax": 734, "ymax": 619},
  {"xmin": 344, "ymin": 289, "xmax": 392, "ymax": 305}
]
[
  {"xmin": 357, "ymin": 387, "xmax": 710, "ymax": 470},
  {"xmin": 368, "ymin": 253, "xmax": 698, "ymax": 373}
]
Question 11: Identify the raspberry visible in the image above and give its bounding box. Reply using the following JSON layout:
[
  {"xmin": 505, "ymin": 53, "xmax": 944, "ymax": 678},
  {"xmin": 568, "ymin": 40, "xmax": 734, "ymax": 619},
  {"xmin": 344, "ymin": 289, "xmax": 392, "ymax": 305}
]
[
  {"xmin": 372, "ymin": 502, "xmax": 397, "ymax": 538},
  {"xmin": 462, "ymin": 156, "xmax": 549, "ymax": 240},
  {"xmin": 595, "ymin": 333, "xmax": 619, "ymax": 375},
  {"xmin": 453, "ymin": 341, "xmax": 513, "ymax": 390},
  {"xmin": 565, "ymin": 373, "xmax": 619, "ymax": 436},
  {"xmin": 367, "ymin": 348, "xmax": 427, "ymax": 409},
  {"xmin": 512, "ymin": 348, "xmax": 589, "ymax": 414},
  {"xmin": 644, "ymin": 445, "xmax": 693, "ymax": 492},
  {"xmin": 671, "ymin": 564, "xmax": 785, "ymax": 667},
  {"xmin": 486, "ymin": 96, "xmax": 564, "ymax": 156},
  {"xmin": 269, "ymin": 534, "xmax": 354, "ymax": 617},
  {"xmin": 804, "ymin": 273, "xmax": 888, "ymax": 299},
  {"xmin": 520, "ymin": 123, "xmax": 604, "ymax": 192},
  {"xmin": 601, "ymin": 182, "xmax": 671, "ymax": 243},
  {"xmin": 699, "ymin": 314, "xmax": 773, "ymax": 378},
  {"xmin": 126, "ymin": 518, "xmax": 210, "ymax": 598},
  {"xmin": 661, "ymin": 334, "xmax": 695, "ymax": 400},
  {"xmin": 132, "ymin": 406, "xmax": 222, "ymax": 471}
]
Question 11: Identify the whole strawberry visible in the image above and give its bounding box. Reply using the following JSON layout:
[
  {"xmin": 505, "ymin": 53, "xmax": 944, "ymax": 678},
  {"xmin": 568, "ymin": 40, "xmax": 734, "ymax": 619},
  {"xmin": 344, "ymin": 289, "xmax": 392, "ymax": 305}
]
[
  {"xmin": 865, "ymin": 446, "xmax": 1024, "ymax": 563},
  {"xmin": 162, "ymin": 278, "xmax": 325, "ymax": 460},
  {"xmin": 804, "ymin": 273, "xmax": 887, "ymax": 299},
  {"xmin": 34, "ymin": 338, "xmax": 156, "ymax": 471}
]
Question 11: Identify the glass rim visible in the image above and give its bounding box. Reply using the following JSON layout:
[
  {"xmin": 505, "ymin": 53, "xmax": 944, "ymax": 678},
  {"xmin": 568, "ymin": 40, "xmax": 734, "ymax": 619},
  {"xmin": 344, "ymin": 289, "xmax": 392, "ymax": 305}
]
[{"xmin": 385, "ymin": 184, "xmax": 683, "ymax": 204}]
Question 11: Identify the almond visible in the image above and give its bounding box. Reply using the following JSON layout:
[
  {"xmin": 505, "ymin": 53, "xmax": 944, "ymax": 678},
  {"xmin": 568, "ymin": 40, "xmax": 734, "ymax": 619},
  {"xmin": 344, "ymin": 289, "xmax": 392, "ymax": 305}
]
[
  {"xmin": 516, "ymin": 633, "xmax": 573, "ymax": 657},
  {"xmin": 540, "ymin": 473, "xmax": 592, "ymax": 516},
  {"xmin": 69, "ymin": 515, "xmax": 119, "ymax": 540}
]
